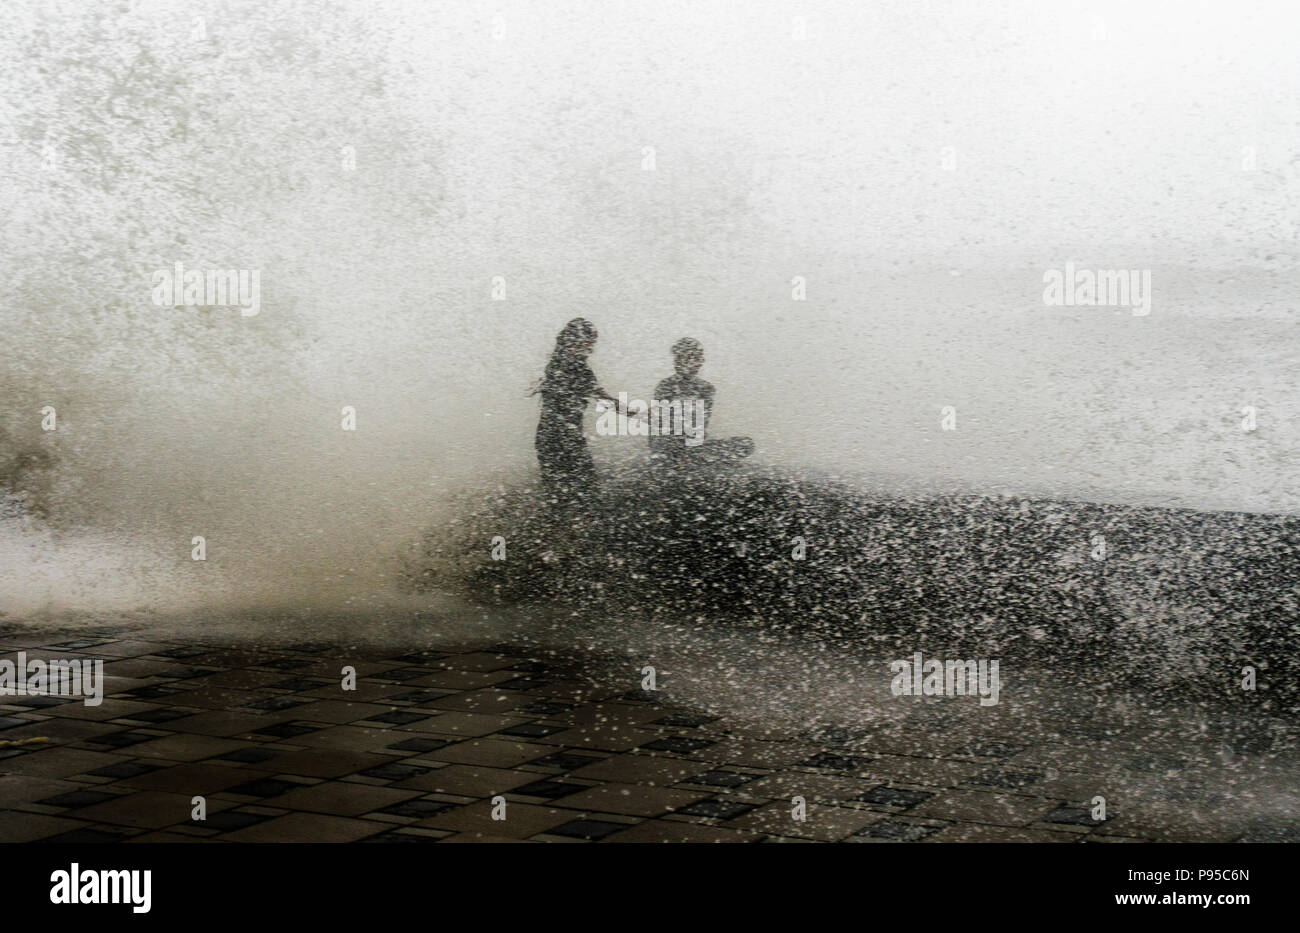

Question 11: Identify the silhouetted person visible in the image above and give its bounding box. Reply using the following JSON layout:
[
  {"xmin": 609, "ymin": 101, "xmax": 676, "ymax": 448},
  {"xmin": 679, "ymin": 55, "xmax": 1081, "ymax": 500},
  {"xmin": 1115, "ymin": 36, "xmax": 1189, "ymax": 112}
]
[
  {"xmin": 649, "ymin": 337, "xmax": 753, "ymax": 466},
  {"xmin": 532, "ymin": 318, "xmax": 617, "ymax": 514}
]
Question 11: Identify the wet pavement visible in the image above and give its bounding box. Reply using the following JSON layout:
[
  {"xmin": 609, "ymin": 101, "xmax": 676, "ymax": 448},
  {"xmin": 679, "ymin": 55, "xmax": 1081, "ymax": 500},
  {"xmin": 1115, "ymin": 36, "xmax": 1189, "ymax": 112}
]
[{"xmin": 1, "ymin": 623, "xmax": 1296, "ymax": 843}]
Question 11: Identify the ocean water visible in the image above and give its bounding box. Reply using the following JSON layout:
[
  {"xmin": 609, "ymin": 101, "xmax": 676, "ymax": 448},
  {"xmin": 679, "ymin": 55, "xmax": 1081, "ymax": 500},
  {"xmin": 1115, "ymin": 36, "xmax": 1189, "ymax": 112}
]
[{"xmin": 0, "ymin": 0, "xmax": 1296, "ymax": 634}]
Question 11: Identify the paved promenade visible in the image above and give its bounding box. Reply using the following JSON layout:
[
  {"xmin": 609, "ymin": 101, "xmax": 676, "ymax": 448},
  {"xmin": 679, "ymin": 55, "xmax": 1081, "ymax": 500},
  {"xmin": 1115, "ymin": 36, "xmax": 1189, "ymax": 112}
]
[{"xmin": 1, "ymin": 624, "xmax": 1294, "ymax": 843}]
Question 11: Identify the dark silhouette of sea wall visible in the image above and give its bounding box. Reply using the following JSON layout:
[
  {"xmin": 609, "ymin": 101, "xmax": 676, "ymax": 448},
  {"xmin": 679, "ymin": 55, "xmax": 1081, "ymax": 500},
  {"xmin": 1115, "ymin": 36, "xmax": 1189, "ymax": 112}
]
[{"xmin": 407, "ymin": 467, "xmax": 1300, "ymax": 697}]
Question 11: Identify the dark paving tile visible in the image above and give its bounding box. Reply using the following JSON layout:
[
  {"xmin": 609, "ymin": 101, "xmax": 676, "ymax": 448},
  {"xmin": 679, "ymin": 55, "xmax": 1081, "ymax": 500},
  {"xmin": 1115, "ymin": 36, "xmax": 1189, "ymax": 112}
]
[
  {"xmin": 87, "ymin": 761, "xmax": 165, "ymax": 780},
  {"xmin": 377, "ymin": 798, "xmax": 458, "ymax": 819},
  {"xmin": 226, "ymin": 778, "xmax": 309, "ymax": 798},
  {"xmin": 0, "ymin": 748, "xmax": 32, "ymax": 761},
  {"xmin": 251, "ymin": 722, "xmax": 322, "ymax": 739},
  {"xmin": 120, "ymin": 709, "xmax": 191, "ymax": 724},
  {"xmin": 617, "ymin": 691, "xmax": 659, "ymax": 705},
  {"xmin": 38, "ymin": 789, "xmax": 122, "ymax": 809},
  {"xmin": 511, "ymin": 779, "xmax": 585, "ymax": 800},
  {"xmin": 106, "ymin": 762, "xmax": 269, "ymax": 794},
  {"xmin": 389, "ymin": 689, "xmax": 454, "ymax": 704},
  {"xmin": 387, "ymin": 737, "xmax": 454, "ymax": 754},
  {"xmin": 677, "ymin": 799, "xmax": 759, "ymax": 820},
  {"xmin": 0, "ymin": 715, "xmax": 33, "ymax": 730},
  {"xmin": 267, "ymin": 677, "xmax": 330, "ymax": 692},
  {"xmin": 546, "ymin": 819, "xmax": 630, "ymax": 841},
  {"xmin": 256, "ymin": 780, "xmax": 424, "ymax": 817},
  {"xmin": 855, "ymin": 786, "xmax": 934, "ymax": 809},
  {"xmin": 0, "ymin": 816, "xmax": 111, "ymax": 842},
  {"xmin": 121, "ymin": 685, "xmax": 187, "ymax": 700},
  {"xmin": 213, "ymin": 747, "xmax": 283, "ymax": 764},
  {"xmin": 493, "ymin": 677, "xmax": 550, "ymax": 691},
  {"xmin": 245, "ymin": 697, "xmax": 309, "ymax": 713},
  {"xmin": 4, "ymin": 696, "xmax": 70, "ymax": 709},
  {"xmin": 393, "ymin": 650, "xmax": 448, "ymax": 664},
  {"xmin": 640, "ymin": 737, "xmax": 715, "ymax": 754},
  {"xmin": 285, "ymin": 643, "xmax": 334, "ymax": 655},
  {"xmin": 220, "ymin": 812, "xmax": 389, "ymax": 842},
  {"xmin": 85, "ymin": 730, "xmax": 160, "ymax": 749},
  {"xmin": 527, "ymin": 752, "xmax": 606, "ymax": 772},
  {"xmin": 373, "ymin": 669, "xmax": 431, "ymax": 682},
  {"xmin": 852, "ymin": 820, "xmax": 943, "ymax": 841},
  {"xmin": 157, "ymin": 667, "xmax": 217, "ymax": 680},
  {"xmin": 256, "ymin": 659, "xmax": 311, "ymax": 672},
  {"xmin": 358, "ymin": 762, "xmax": 432, "ymax": 782},
  {"xmin": 496, "ymin": 723, "xmax": 566, "ymax": 739},
  {"xmin": 364, "ymin": 711, "xmax": 430, "ymax": 726},
  {"xmin": 199, "ymin": 810, "xmax": 274, "ymax": 832}
]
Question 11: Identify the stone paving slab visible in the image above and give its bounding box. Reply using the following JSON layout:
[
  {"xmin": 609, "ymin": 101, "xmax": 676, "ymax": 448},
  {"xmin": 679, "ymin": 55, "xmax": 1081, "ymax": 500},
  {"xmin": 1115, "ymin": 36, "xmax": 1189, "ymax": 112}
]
[{"xmin": 0, "ymin": 627, "xmax": 1295, "ymax": 843}]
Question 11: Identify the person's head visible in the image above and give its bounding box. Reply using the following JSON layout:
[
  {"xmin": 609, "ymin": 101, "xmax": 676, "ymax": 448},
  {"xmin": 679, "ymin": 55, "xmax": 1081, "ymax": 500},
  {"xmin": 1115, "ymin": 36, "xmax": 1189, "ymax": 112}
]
[
  {"xmin": 555, "ymin": 317, "xmax": 597, "ymax": 359},
  {"xmin": 671, "ymin": 337, "xmax": 703, "ymax": 378}
]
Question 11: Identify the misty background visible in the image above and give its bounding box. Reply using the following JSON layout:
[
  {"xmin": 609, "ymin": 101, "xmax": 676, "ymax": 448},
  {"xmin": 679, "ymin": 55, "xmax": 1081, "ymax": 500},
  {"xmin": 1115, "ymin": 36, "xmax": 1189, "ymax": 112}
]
[{"xmin": 1, "ymin": 0, "xmax": 1297, "ymax": 615}]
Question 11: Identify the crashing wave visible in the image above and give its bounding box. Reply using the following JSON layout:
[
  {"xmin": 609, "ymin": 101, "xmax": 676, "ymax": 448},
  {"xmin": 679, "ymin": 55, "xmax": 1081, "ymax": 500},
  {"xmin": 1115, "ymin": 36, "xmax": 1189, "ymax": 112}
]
[{"xmin": 404, "ymin": 464, "xmax": 1300, "ymax": 696}]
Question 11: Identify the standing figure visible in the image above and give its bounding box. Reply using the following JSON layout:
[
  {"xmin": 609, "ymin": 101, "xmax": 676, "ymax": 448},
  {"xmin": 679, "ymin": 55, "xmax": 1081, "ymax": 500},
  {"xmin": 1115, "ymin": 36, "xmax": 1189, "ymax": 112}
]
[{"xmin": 532, "ymin": 318, "xmax": 616, "ymax": 514}]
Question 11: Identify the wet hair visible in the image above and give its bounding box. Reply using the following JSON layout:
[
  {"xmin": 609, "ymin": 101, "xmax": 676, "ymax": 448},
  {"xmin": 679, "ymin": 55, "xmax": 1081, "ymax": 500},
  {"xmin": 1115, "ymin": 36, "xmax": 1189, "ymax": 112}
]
[
  {"xmin": 557, "ymin": 317, "xmax": 598, "ymax": 352},
  {"xmin": 672, "ymin": 337, "xmax": 702, "ymax": 360},
  {"xmin": 531, "ymin": 318, "xmax": 598, "ymax": 395}
]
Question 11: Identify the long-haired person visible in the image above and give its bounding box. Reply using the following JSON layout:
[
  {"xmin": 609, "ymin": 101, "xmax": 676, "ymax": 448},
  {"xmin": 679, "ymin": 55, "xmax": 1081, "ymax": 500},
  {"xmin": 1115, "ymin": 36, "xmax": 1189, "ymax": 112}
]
[{"xmin": 531, "ymin": 318, "xmax": 617, "ymax": 515}]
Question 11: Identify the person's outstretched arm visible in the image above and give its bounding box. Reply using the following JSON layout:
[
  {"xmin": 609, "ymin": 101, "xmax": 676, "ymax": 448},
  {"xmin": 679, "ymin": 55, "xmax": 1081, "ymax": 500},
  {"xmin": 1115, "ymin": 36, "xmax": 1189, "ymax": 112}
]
[{"xmin": 594, "ymin": 387, "xmax": 651, "ymax": 422}]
